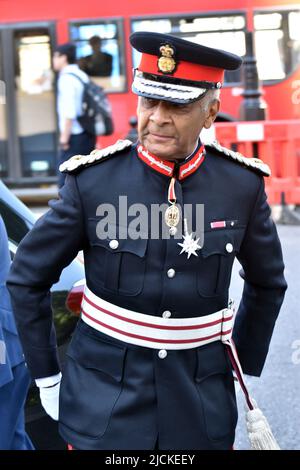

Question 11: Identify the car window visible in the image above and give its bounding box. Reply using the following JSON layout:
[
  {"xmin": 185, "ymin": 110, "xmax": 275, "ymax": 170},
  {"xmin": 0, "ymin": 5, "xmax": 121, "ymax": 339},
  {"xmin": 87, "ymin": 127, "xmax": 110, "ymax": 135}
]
[{"xmin": 0, "ymin": 199, "xmax": 33, "ymax": 244}]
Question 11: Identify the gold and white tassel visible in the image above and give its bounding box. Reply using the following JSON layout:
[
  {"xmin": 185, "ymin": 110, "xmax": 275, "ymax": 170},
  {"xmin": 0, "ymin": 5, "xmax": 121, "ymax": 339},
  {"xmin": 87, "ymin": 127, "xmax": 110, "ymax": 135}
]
[
  {"xmin": 224, "ymin": 334, "xmax": 280, "ymax": 451},
  {"xmin": 245, "ymin": 400, "xmax": 280, "ymax": 450}
]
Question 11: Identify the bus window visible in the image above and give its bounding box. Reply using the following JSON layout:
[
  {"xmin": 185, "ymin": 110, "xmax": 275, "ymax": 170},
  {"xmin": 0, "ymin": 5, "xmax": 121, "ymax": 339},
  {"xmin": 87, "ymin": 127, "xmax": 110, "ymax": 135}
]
[
  {"xmin": 70, "ymin": 19, "xmax": 125, "ymax": 93},
  {"xmin": 0, "ymin": 40, "xmax": 8, "ymax": 177},
  {"xmin": 131, "ymin": 14, "xmax": 246, "ymax": 85},
  {"xmin": 254, "ymin": 9, "xmax": 300, "ymax": 81},
  {"xmin": 14, "ymin": 30, "xmax": 57, "ymax": 177},
  {"xmin": 131, "ymin": 19, "xmax": 172, "ymax": 70},
  {"xmin": 288, "ymin": 11, "xmax": 300, "ymax": 75}
]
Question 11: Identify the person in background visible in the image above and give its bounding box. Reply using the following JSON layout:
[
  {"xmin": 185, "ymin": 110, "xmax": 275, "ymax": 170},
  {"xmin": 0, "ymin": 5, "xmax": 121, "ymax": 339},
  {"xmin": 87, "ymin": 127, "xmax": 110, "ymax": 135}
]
[
  {"xmin": 0, "ymin": 215, "xmax": 34, "ymax": 450},
  {"xmin": 80, "ymin": 35, "xmax": 113, "ymax": 78},
  {"xmin": 53, "ymin": 43, "xmax": 96, "ymax": 188}
]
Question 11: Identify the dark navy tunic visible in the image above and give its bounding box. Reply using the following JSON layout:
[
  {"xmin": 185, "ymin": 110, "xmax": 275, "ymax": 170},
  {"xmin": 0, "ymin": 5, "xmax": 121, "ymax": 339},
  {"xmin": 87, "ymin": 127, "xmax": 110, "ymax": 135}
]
[{"xmin": 7, "ymin": 142, "xmax": 287, "ymax": 450}]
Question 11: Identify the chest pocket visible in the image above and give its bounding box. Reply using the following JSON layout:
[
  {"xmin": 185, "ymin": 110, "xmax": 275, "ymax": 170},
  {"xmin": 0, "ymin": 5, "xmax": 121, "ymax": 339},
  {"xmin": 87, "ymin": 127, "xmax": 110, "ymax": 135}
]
[
  {"xmin": 87, "ymin": 219, "xmax": 148, "ymax": 296},
  {"xmin": 197, "ymin": 228, "xmax": 244, "ymax": 298}
]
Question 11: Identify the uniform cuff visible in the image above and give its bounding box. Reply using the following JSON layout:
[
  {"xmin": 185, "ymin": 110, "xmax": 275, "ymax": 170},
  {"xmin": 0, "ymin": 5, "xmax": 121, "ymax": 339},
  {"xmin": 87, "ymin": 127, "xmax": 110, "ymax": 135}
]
[{"xmin": 35, "ymin": 372, "xmax": 62, "ymax": 388}]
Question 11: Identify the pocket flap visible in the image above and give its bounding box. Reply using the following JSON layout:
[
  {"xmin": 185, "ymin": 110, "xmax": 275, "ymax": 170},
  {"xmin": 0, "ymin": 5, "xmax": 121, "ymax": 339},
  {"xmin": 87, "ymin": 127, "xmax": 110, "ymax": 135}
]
[
  {"xmin": 195, "ymin": 341, "xmax": 230, "ymax": 382},
  {"xmin": 67, "ymin": 329, "xmax": 127, "ymax": 382},
  {"xmin": 201, "ymin": 229, "xmax": 244, "ymax": 258},
  {"xmin": 88, "ymin": 219, "xmax": 147, "ymax": 258}
]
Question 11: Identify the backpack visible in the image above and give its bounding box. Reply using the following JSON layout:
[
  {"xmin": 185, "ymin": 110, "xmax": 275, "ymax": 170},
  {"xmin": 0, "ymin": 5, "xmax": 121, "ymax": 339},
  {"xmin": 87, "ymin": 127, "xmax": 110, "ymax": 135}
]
[{"xmin": 67, "ymin": 73, "xmax": 114, "ymax": 136}]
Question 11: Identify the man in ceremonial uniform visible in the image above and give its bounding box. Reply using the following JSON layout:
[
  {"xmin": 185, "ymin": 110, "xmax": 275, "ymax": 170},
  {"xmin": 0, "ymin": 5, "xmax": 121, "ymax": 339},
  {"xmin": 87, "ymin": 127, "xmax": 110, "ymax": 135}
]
[{"xmin": 7, "ymin": 32, "xmax": 287, "ymax": 450}]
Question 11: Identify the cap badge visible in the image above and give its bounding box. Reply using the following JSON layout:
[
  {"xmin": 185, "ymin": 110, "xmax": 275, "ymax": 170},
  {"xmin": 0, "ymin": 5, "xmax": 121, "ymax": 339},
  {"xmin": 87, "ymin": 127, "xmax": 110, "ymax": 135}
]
[{"xmin": 158, "ymin": 43, "xmax": 176, "ymax": 74}]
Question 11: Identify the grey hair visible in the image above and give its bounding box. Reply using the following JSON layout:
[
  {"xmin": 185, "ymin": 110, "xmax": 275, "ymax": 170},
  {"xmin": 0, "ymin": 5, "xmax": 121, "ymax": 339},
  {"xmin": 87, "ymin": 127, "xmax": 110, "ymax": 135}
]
[{"xmin": 201, "ymin": 88, "xmax": 221, "ymax": 112}]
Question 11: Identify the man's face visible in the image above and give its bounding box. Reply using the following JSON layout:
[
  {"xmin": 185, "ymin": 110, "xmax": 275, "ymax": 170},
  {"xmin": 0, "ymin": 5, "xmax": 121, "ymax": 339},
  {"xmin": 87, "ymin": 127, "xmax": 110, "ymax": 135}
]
[
  {"xmin": 137, "ymin": 96, "xmax": 219, "ymax": 160},
  {"xmin": 52, "ymin": 52, "xmax": 67, "ymax": 72}
]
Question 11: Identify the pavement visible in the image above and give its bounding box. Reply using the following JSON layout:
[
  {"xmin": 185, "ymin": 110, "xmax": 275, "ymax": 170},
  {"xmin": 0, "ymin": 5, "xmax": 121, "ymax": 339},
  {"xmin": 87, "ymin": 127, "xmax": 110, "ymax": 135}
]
[{"xmin": 231, "ymin": 225, "xmax": 300, "ymax": 450}]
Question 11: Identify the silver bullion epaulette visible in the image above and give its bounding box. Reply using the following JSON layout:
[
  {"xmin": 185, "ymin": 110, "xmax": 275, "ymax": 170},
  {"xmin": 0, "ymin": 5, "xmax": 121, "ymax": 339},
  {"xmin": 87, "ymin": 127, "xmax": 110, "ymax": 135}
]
[
  {"xmin": 59, "ymin": 139, "xmax": 133, "ymax": 173},
  {"xmin": 206, "ymin": 141, "xmax": 271, "ymax": 177}
]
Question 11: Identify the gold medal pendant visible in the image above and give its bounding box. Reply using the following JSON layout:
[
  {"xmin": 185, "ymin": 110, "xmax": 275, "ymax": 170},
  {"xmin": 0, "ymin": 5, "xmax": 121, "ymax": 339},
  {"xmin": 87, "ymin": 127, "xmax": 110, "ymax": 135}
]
[
  {"xmin": 165, "ymin": 177, "xmax": 180, "ymax": 230},
  {"xmin": 165, "ymin": 203, "xmax": 180, "ymax": 228}
]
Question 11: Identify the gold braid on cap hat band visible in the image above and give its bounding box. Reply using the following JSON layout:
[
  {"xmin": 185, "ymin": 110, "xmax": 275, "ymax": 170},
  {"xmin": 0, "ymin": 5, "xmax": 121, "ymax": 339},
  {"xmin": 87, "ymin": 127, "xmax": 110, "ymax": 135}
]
[{"xmin": 134, "ymin": 70, "xmax": 222, "ymax": 89}]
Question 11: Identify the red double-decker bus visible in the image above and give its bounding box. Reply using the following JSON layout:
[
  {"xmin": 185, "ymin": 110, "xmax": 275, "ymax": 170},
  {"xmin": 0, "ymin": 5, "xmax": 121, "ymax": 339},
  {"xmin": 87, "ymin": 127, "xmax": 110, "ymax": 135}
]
[{"xmin": 1, "ymin": 0, "xmax": 300, "ymax": 183}]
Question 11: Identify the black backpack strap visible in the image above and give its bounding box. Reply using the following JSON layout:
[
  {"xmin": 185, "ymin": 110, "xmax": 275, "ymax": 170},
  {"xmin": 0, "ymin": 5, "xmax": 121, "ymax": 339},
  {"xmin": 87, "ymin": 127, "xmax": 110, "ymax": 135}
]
[{"xmin": 65, "ymin": 72, "xmax": 87, "ymax": 85}]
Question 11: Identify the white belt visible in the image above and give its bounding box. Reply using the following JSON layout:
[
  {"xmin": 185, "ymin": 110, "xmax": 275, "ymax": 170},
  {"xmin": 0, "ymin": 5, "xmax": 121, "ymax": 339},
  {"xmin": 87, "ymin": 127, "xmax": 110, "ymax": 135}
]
[
  {"xmin": 81, "ymin": 286, "xmax": 235, "ymax": 351},
  {"xmin": 80, "ymin": 286, "xmax": 281, "ymax": 448},
  {"xmin": 81, "ymin": 286, "xmax": 254, "ymax": 409}
]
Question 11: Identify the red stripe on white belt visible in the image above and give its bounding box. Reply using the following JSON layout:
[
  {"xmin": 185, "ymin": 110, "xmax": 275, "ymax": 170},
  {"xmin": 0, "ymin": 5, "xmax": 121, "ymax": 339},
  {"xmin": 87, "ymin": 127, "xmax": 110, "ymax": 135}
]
[
  {"xmin": 81, "ymin": 286, "xmax": 256, "ymax": 412},
  {"xmin": 81, "ymin": 286, "xmax": 234, "ymax": 350}
]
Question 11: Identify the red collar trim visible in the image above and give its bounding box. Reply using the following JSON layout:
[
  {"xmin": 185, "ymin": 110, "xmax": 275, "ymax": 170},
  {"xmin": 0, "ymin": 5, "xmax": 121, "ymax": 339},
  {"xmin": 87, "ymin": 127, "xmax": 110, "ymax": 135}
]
[
  {"xmin": 137, "ymin": 144, "xmax": 205, "ymax": 180},
  {"xmin": 137, "ymin": 144, "xmax": 174, "ymax": 177}
]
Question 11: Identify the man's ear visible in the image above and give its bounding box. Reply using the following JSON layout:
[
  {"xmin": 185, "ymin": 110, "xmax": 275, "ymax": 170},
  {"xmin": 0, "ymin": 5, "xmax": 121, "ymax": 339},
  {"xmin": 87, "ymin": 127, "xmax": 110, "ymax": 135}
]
[{"xmin": 204, "ymin": 100, "xmax": 220, "ymax": 129}]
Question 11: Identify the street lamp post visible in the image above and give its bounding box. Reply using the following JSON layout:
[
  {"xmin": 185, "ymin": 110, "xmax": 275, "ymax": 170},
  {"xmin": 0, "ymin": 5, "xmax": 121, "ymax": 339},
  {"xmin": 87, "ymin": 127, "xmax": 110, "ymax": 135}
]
[{"xmin": 239, "ymin": 31, "xmax": 268, "ymax": 121}]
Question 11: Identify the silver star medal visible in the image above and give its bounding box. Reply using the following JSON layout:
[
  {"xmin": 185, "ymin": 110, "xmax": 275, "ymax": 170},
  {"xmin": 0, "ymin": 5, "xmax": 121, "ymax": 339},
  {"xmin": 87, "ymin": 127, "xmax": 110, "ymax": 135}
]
[{"xmin": 178, "ymin": 219, "xmax": 202, "ymax": 259}]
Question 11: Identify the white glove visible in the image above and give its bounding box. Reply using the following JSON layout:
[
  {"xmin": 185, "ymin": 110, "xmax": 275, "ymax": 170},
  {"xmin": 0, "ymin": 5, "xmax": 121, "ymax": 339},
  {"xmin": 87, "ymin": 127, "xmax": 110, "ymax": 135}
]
[{"xmin": 39, "ymin": 380, "xmax": 61, "ymax": 421}]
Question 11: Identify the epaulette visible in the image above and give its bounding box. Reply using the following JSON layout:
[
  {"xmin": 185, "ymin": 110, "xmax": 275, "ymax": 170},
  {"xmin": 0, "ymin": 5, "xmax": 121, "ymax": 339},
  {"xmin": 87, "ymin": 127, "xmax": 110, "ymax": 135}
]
[
  {"xmin": 59, "ymin": 139, "xmax": 133, "ymax": 173},
  {"xmin": 206, "ymin": 141, "xmax": 271, "ymax": 177}
]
